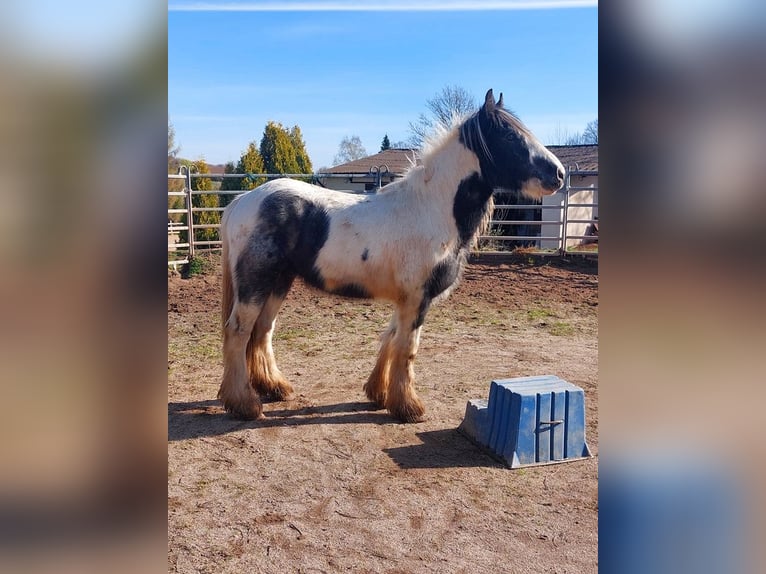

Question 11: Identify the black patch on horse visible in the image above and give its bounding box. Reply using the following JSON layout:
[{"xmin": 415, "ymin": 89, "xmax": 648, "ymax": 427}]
[
  {"xmin": 236, "ymin": 189, "xmax": 330, "ymax": 304},
  {"xmin": 453, "ymin": 172, "xmax": 494, "ymax": 250},
  {"xmin": 425, "ymin": 257, "xmax": 461, "ymax": 300},
  {"xmin": 361, "ymin": 248, "xmax": 369, "ymax": 262},
  {"xmin": 414, "ymin": 255, "xmax": 464, "ymax": 329},
  {"xmin": 331, "ymin": 283, "xmax": 371, "ymax": 299}
]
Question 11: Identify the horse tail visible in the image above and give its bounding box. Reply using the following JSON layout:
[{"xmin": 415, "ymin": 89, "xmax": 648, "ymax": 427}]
[
  {"xmin": 222, "ymin": 243, "xmax": 259, "ymax": 390},
  {"xmin": 220, "ymin": 215, "xmax": 234, "ymax": 331}
]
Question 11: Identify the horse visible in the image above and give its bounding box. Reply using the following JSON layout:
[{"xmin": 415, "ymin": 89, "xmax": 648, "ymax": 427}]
[{"xmin": 218, "ymin": 89, "xmax": 565, "ymax": 423}]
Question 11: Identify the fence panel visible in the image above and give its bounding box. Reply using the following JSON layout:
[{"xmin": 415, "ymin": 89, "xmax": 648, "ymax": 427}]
[
  {"xmin": 477, "ymin": 168, "xmax": 598, "ymax": 255},
  {"xmin": 168, "ymin": 168, "xmax": 597, "ymax": 268}
]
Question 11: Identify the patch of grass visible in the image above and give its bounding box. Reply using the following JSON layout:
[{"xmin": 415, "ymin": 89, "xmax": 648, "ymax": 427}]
[
  {"xmin": 196, "ymin": 337, "xmax": 220, "ymax": 359},
  {"xmin": 184, "ymin": 256, "xmax": 205, "ymax": 277},
  {"xmin": 274, "ymin": 327, "xmax": 313, "ymax": 342},
  {"xmin": 520, "ymin": 307, "xmax": 575, "ymax": 336},
  {"xmin": 183, "ymin": 252, "xmax": 218, "ymax": 277},
  {"xmin": 525, "ymin": 308, "xmax": 557, "ymax": 322},
  {"xmin": 547, "ymin": 321, "xmax": 575, "ymax": 336}
]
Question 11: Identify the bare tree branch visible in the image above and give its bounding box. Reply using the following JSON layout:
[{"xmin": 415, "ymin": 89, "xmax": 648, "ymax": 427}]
[
  {"xmin": 407, "ymin": 85, "xmax": 477, "ymax": 149},
  {"xmin": 333, "ymin": 135, "xmax": 368, "ymax": 165}
]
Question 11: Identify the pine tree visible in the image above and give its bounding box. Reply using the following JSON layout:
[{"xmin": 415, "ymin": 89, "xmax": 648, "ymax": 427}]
[
  {"xmin": 380, "ymin": 134, "xmax": 391, "ymax": 151},
  {"xmin": 260, "ymin": 121, "xmax": 294, "ymax": 174},
  {"xmin": 218, "ymin": 161, "xmax": 241, "ymax": 208},
  {"xmin": 237, "ymin": 142, "xmax": 266, "ymax": 190},
  {"xmin": 289, "ymin": 125, "xmax": 313, "ymax": 175}
]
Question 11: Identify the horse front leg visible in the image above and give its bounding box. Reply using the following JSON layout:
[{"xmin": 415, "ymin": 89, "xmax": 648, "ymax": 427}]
[
  {"xmin": 364, "ymin": 314, "xmax": 397, "ymax": 408},
  {"xmin": 385, "ymin": 301, "xmax": 427, "ymax": 423}
]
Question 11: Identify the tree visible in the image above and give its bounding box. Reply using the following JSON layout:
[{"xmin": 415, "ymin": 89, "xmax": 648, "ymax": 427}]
[
  {"xmin": 289, "ymin": 125, "xmax": 313, "ymax": 174},
  {"xmin": 190, "ymin": 159, "xmax": 220, "ymax": 244},
  {"xmin": 260, "ymin": 121, "xmax": 313, "ymax": 175},
  {"xmin": 236, "ymin": 141, "xmax": 266, "ymax": 190},
  {"xmin": 333, "ymin": 135, "xmax": 367, "ymax": 165},
  {"xmin": 168, "ymin": 120, "xmax": 180, "ymax": 173},
  {"xmin": 582, "ymin": 119, "xmax": 598, "ymax": 144},
  {"xmin": 408, "ymin": 85, "xmax": 477, "ymax": 149},
  {"xmin": 167, "ymin": 121, "xmax": 186, "ymax": 221},
  {"xmin": 548, "ymin": 119, "xmax": 598, "ymax": 145},
  {"xmin": 218, "ymin": 161, "xmax": 241, "ymax": 208},
  {"xmin": 380, "ymin": 134, "xmax": 391, "ymax": 151}
]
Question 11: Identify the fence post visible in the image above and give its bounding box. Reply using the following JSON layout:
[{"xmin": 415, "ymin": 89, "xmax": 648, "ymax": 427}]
[
  {"xmin": 560, "ymin": 168, "xmax": 571, "ymax": 256},
  {"xmin": 369, "ymin": 164, "xmax": 389, "ymax": 192},
  {"xmin": 182, "ymin": 165, "xmax": 195, "ymax": 258}
]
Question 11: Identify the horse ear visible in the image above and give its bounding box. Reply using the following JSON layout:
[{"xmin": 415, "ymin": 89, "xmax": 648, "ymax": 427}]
[
  {"xmin": 484, "ymin": 89, "xmax": 495, "ymax": 111},
  {"xmin": 497, "ymin": 92, "xmax": 504, "ymax": 108}
]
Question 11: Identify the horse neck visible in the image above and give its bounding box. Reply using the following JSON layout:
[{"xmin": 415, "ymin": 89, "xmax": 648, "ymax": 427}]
[
  {"xmin": 422, "ymin": 132, "xmax": 482, "ymax": 193},
  {"xmin": 420, "ymin": 131, "xmax": 494, "ymax": 249}
]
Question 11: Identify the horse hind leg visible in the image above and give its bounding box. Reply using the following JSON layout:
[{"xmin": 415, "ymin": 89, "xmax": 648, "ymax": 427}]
[
  {"xmin": 219, "ymin": 300, "xmax": 264, "ymax": 419},
  {"xmin": 363, "ymin": 314, "xmax": 397, "ymax": 408},
  {"xmin": 247, "ymin": 291, "xmax": 295, "ymax": 401}
]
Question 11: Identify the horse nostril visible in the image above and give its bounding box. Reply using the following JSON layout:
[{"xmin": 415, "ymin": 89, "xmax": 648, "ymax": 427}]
[{"xmin": 557, "ymin": 167, "xmax": 565, "ymax": 182}]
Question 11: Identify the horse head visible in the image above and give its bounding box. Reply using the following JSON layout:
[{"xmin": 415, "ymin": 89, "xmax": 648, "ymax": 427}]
[{"xmin": 461, "ymin": 89, "xmax": 565, "ymax": 200}]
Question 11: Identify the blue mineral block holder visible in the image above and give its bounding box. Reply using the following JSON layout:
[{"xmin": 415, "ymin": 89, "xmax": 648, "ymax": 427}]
[{"xmin": 458, "ymin": 375, "xmax": 592, "ymax": 468}]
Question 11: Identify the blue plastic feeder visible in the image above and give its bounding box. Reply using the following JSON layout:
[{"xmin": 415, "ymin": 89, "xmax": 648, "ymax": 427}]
[{"xmin": 458, "ymin": 375, "xmax": 592, "ymax": 468}]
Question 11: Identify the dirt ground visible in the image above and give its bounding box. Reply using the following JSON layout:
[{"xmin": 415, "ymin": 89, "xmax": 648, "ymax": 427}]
[{"xmin": 168, "ymin": 254, "xmax": 598, "ymax": 573}]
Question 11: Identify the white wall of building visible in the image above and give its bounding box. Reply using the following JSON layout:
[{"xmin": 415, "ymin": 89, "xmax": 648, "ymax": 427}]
[{"xmin": 540, "ymin": 173, "xmax": 598, "ymax": 250}]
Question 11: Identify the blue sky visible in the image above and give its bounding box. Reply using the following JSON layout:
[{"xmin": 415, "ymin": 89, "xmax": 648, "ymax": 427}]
[{"xmin": 169, "ymin": 1, "xmax": 597, "ymax": 169}]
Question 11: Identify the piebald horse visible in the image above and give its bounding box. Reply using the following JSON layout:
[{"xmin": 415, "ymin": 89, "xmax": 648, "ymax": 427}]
[{"xmin": 218, "ymin": 89, "xmax": 564, "ymax": 422}]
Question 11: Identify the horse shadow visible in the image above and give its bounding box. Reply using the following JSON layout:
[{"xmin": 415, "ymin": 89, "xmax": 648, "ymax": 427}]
[
  {"xmin": 168, "ymin": 399, "xmax": 502, "ymax": 469},
  {"xmin": 168, "ymin": 399, "xmax": 394, "ymax": 442},
  {"xmin": 383, "ymin": 429, "xmax": 503, "ymax": 470}
]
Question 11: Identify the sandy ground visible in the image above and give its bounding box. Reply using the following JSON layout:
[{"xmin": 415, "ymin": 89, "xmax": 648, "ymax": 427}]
[{"xmin": 168, "ymin": 254, "xmax": 598, "ymax": 573}]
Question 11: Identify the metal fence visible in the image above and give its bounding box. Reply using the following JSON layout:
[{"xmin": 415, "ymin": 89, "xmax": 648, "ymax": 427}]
[{"xmin": 168, "ymin": 166, "xmax": 597, "ymax": 268}]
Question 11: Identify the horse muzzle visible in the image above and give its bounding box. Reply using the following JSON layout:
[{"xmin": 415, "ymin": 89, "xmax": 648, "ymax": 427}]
[{"xmin": 542, "ymin": 165, "xmax": 565, "ymax": 192}]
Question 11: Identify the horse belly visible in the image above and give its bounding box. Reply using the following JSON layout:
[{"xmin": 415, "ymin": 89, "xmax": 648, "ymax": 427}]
[
  {"xmin": 315, "ymin": 223, "xmax": 443, "ymax": 304},
  {"xmin": 312, "ymin": 224, "xmax": 398, "ymax": 302}
]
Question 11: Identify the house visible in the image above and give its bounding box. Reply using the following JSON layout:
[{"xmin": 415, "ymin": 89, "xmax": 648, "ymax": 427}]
[
  {"xmin": 318, "ymin": 148, "xmax": 420, "ymax": 193},
  {"xmin": 318, "ymin": 144, "xmax": 598, "ymax": 250}
]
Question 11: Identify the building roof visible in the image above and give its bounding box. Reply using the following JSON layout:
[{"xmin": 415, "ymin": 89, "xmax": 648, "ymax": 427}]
[
  {"xmin": 321, "ymin": 148, "xmax": 421, "ymax": 175},
  {"xmin": 545, "ymin": 144, "xmax": 598, "ymax": 172},
  {"xmin": 322, "ymin": 144, "xmax": 598, "ymax": 176}
]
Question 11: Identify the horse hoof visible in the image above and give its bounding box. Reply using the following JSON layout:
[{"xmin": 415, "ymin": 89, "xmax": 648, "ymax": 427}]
[
  {"xmin": 363, "ymin": 384, "xmax": 387, "ymax": 408},
  {"xmin": 251, "ymin": 378, "xmax": 295, "ymax": 402},
  {"xmin": 388, "ymin": 403, "xmax": 426, "ymax": 423},
  {"xmin": 222, "ymin": 399, "xmax": 263, "ymax": 420},
  {"xmin": 266, "ymin": 382, "xmax": 295, "ymax": 402},
  {"xmin": 365, "ymin": 392, "xmax": 387, "ymax": 409},
  {"xmin": 265, "ymin": 391, "xmax": 295, "ymax": 402}
]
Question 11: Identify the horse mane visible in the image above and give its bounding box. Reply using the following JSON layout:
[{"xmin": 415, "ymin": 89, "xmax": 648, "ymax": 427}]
[
  {"xmin": 412, "ymin": 109, "xmax": 507, "ymax": 246},
  {"xmin": 419, "ymin": 111, "xmax": 467, "ymax": 162}
]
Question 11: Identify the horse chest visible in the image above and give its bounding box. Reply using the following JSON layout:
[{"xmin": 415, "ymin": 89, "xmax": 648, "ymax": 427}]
[{"xmin": 453, "ymin": 172, "xmax": 494, "ymax": 249}]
